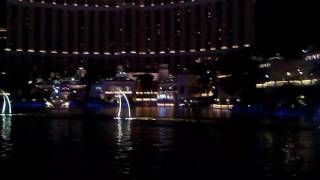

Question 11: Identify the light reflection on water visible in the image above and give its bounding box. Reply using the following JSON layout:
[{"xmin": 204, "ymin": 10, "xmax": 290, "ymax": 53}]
[
  {"xmin": 257, "ymin": 130, "xmax": 318, "ymax": 177},
  {"xmin": 1, "ymin": 115, "xmax": 11, "ymax": 141},
  {"xmin": 98, "ymin": 106, "xmax": 232, "ymax": 119},
  {"xmin": 114, "ymin": 119, "xmax": 133, "ymax": 174},
  {"xmin": 1, "ymin": 114, "xmax": 320, "ymax": 179},
  {"xmin": 0, "ymin": 115, "xmax": 13, "ymax": 159}
]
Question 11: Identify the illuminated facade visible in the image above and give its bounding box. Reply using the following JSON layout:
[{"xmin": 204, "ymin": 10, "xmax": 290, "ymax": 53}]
[
  {"xmin": 4, "ymin": 0, "xmax": 254, "ymax": 76},
  {"xmin": 0, "ymin": 28, "xmax": 6, "ymax": 75},
  {"xmin": 256, "ymin": 55, "xmax": 320, "ymax": 89}
]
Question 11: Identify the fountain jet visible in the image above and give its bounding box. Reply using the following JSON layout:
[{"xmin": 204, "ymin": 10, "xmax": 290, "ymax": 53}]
[{"xmin": 1, "ymin": 90, "xmax": 12, "ymax": 115}]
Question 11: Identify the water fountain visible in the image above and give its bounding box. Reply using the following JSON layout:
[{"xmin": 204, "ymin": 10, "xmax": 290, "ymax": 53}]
[
  {"xmin": 0, "ymin": 90, "xmax": 12, "ymax": 115},
  {"xmin": 115, "ymin": 90, "xmax": 132, "ymax": 120}
]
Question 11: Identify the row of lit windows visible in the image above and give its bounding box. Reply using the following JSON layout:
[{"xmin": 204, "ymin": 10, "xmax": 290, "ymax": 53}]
[
  {"xmin": 256, "ymin": 79, "xmax": 318, "ymax": 89},
  {"xmin": 4, "ymin": 44, "xmax": 250, "ymax": 55},
  {"xmin": 1, "ymin": 53, "xmax": 236, "ymax": 77},
  {"xmin": 7, "ymin": 4, "xmax": 246, "ymax": 53},
  {"xmin": 16, "ymin": 0, "xmax": 198, "ymax": 8}
]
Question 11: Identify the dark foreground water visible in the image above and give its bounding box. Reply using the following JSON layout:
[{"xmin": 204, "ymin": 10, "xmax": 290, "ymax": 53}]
[{"xmin": 1, "ymin": 113, "xmax": 320, "ymax": 180}]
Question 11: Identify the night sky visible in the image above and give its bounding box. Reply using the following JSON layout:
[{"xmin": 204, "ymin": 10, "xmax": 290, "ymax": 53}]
[
  {"xmin": 0, "ymin": 1, "xmax": 5, "ymax": 27},
  {"xmin": 255, "ymin": 0, "xmax": 320, "ymax": 55}
]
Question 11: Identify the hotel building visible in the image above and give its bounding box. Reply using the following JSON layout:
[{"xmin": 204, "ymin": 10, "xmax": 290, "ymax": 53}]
[{"xmin": 4, "ymin": 0, "xmax": 254, "ymax": 79}]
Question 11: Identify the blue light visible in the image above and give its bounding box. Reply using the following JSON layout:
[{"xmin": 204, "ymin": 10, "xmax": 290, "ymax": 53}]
[
  {"xmin": 159, "ymin": 94, "xmax": 167, "ymax": 99},
  {"xmin": 54, "ymin": 87, "xmax": 59, "ymax": 94}
]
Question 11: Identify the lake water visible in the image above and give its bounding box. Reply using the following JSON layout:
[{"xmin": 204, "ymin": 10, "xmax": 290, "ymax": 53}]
[{"xmin": 1, "ymin": 108, "xmax": 320, "ymax": 180}]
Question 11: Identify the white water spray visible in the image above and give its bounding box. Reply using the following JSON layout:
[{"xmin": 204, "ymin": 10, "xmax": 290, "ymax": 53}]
[
  {"xmin": 116, "ymin": 90, "xmax": 132, "ymax": 119},
  {"xmin": 1, "ymin": 90, "xmax": 12, "ymax": 115}
]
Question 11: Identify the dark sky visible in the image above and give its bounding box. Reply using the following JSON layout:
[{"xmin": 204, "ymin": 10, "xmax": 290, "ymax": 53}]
[
  {"xmin": 0, "ymin": 1, "xmax": 5, "ymax": 27},
  {"xmin": 255, "ymin": 0, "xmax": 320, "ymax": 55}
]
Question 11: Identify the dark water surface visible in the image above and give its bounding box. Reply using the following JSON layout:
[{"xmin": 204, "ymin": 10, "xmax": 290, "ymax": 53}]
[{"xmin": 1, "ymin": 113, "xmax": 320, "ymax": 180}]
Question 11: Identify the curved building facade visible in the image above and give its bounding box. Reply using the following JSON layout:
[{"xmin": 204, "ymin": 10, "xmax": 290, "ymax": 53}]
[{"xmin": 4, "ymin": 0, "xmax": 254, "ymax": 77}]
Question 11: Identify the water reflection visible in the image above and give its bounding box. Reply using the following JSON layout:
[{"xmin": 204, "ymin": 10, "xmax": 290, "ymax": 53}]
[
  {"xmin": 48, "ymin": 118, "xmax": 85, "ymax": 147},
  {"xmin": 282, "ymin": 137, "xmax": 303, "ymax": 176},
  {"xmin": 114, "ymin": 106, "xmax": 232, "ymax": 119},
  {"xmin": 113, "ymin": 119, "xmax": 133, "ymax": 175},
  {"xmin": 1, "ymin": 115, "xmax": 11, "ymax": 141},
  {"xmin": 257, "ymin": 129, "xmax": 317, "ymax": 177},
  {"xmin": 1, "ymin": 114, "xmax": 320, "ymax": 179},
  {"xmin": 157, "ymin": 126, "xmax": 174, "ymax": 152},
  {"xmin": 159, "ymin": 107, "xmax": 170, "ymax": 117},
  {"xmin": 115, "ymin": 119, "xmax": 132, "ymax": 150},
  {"xmin": 0, "ymin": 115, "xmax": 13, "ymax": 159}
]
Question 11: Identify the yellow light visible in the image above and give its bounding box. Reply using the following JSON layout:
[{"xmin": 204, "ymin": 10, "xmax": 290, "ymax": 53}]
[
  {"xmin": 212, "ymin": 104, "xmax": 234, "ymax": 109},
  {"xmin": 217, "ymin": 74, "xmax": 232, "ymax": 79},
  {"xmin": 157, "ymin": 103, "xmax": 174, "ymax": 107},
  {"xmin": 256, "ymin": 84, "xmax": 263, "ymax": 88},
  {"xmin": 201, "ymin": 93, "xmax": 207, "ymax": 97}
]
